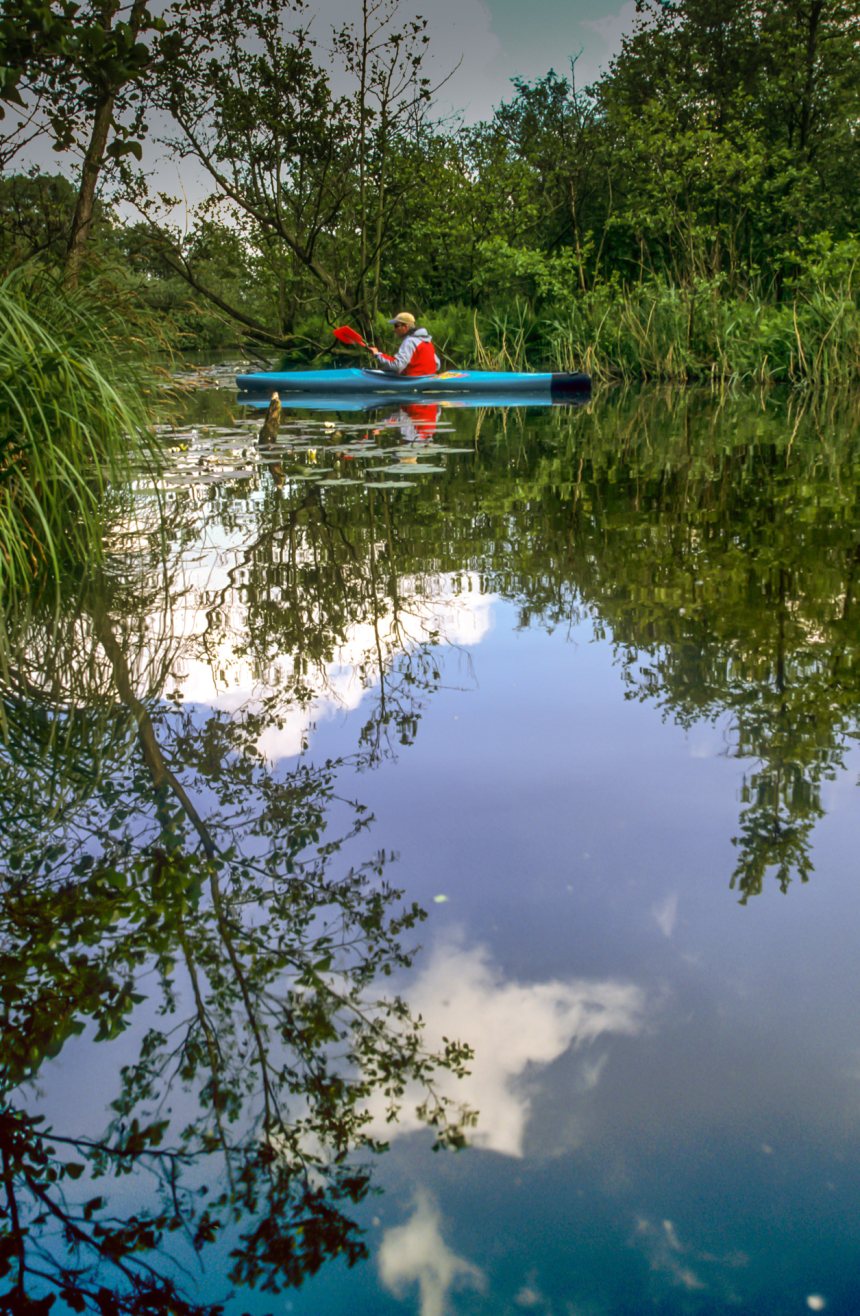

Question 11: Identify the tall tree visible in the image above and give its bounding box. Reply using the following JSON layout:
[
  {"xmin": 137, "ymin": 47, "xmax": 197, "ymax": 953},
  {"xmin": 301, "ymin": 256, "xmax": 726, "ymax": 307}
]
[
  {"xmin": 596, "ymin": 0, "xmax": 860, "ymax": 288},
  {"xmin": 138, "ymin": 0, "xmax": 439, "ymax": 343},
  {"xmin": 0, "ymin": 0, "xmax": 177, "ymax": 283}
]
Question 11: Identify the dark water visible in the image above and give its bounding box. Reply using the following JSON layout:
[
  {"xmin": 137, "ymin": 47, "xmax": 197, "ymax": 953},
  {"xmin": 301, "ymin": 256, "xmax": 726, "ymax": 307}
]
[{"xmin": 2, "ymin": 380, "xmax": 859, "ymax": 1314}]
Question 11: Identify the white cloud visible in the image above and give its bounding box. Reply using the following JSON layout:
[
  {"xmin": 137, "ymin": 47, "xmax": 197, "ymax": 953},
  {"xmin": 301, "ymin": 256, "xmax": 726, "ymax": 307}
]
[
  {"xmin": 366, "ymin": 940, "xmax": 647, "ymax": 1156},
  {"xmin": 378, "ymin": 1189, "xmax": 485, "ymax": 1316},
  {"xmin": 302, "ymin": 0, "xmax": 504, "ymax": 120},
  {"xmin": 160, "ymin": 571, "xmax": 493, "ymax": 759},
  {"xmin": 652, "ymin": 893, "xmax": 679, "ymax": 938},
  {"xmin": 633, "ymin": 1217, "xmax": 706, "ymax": 1292},
  {"xmin": 581, "ymin": 1, "xmax": 640, "ymax": 75},
  {"xmin": 632, "ymin": 1215, "xmax": 751, "ymax": 1299}
]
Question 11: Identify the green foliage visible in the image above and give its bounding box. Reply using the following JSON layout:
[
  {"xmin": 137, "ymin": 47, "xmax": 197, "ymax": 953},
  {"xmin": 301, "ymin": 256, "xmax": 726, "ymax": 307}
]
[
  {"xmin": 0, "ymin": 270, "xmax": 163, "ymax": 601},
  {"xmin": 0, "ymin": 0, "xmax": 172, "ymax": 155},
  {"xmin": 2, "ymin": 0, "xmax": 859, "ymax": 370},
  {"xmin": 543, "ymin": 272, "xmax": 860, "ymax": 383},
  {"xmin": 2, "ymin": 382, "xmax": 860, "ymax": 1303}
]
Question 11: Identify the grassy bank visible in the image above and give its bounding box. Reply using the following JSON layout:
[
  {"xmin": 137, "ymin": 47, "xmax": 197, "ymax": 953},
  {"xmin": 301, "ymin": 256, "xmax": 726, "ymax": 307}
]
[
  {"xmin": 0, "ymin": 272, "xmax": 164, "ymax": 602},
  {"xmin": 418, "ymin": 276, "xmax": 860, "ymax": 386}
]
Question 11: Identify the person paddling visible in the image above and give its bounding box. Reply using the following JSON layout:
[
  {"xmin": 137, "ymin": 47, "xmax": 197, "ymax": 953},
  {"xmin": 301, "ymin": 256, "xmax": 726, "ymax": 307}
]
[{"xmin": 371, "ymin": 311, "xmax": 440, "ymax": 376}]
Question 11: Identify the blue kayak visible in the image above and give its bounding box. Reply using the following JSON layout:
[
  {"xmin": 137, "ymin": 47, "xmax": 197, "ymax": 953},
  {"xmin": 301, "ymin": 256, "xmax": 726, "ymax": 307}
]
[{"xmin": 235, "ymin": 366, "xmax": 590, "ymax": 397}]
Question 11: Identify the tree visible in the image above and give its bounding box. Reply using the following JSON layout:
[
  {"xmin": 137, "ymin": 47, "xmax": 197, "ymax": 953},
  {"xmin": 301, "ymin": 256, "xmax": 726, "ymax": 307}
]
[
  {"xmin": 595, "ymin": 0, "xmax": 860, "ymax": 289},
  {"xmin": 133, "ymin": 0, "xmax": 442, "ymax": 345},
  {"xmin": 0, "ymin": 0, "xmax": 180, "ymax": 283},
  {"xmin": 486, "ymin": 68, "xmax": 603, "ymax": 290}
]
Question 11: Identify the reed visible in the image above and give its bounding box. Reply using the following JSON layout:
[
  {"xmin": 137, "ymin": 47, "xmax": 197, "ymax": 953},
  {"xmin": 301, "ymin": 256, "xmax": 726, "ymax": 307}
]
[
  {"xmin": 544, "ymin": 278, "xmax": 860, "ymax": 385},
  {"xmin": 0, "ymin": 271, "xmax": 163, "ymax": 603}
]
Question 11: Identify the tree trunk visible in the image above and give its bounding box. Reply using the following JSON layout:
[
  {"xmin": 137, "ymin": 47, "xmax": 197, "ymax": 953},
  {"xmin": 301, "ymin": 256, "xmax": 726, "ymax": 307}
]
[
  {"xmin": 65, "ymin": 0, "xmax": 149, "ymax": 286},
  {"xmin": 65, "ymin": 90, "xmax": 116, "ymax": 287}
]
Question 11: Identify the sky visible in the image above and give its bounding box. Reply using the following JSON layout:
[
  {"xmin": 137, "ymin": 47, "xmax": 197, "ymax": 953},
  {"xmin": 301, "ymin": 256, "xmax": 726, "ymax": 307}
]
[
  {"xmin": 138, "ymin": 0, "xmax": 642, "ymax": 222},
  {"xmin": 305, "ymin": 0, "xmax": 640, "ymax": 122},
  {"xmin": 8, "ymin": 0, "xmax": 642, "ymax": 217}
]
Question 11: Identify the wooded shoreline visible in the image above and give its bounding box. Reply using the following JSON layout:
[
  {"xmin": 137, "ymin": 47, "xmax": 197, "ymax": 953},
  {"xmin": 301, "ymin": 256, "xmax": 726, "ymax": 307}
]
[{"xmin": 1, "ymin": 0, "xmax": 857, "ymax": 364}]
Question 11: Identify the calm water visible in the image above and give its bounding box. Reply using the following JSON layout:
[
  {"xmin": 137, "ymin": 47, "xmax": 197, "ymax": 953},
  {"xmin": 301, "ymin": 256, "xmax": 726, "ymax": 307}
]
[{"xmin": 2, "ymin": 380, "xmax": 860, "ymax": 1314}]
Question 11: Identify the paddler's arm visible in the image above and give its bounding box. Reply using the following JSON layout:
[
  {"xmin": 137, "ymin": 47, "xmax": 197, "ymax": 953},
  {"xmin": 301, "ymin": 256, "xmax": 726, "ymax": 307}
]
[{"xmin": 369, "ymin": 346, "xmax": 398, "ymax": 371}]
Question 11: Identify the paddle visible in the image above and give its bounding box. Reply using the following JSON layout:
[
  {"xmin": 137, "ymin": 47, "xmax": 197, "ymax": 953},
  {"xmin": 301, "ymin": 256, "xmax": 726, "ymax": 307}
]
[
  {"xmin": 334, "ymin": 322, "xmax": 457, "ymax": 371},
  {"xmin": 333, "ymin": 324, "xmax": 393, "ymax": 367},
  {"xmin": 333, "ymin": 325, "xmax": 373, "ymax": 351}
]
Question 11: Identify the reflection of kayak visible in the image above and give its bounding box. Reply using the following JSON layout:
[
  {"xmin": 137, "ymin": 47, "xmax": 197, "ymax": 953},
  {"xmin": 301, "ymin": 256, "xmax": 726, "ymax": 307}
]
[
  {"xmin": 236, "ymin": 366, "xmax": 591, "ymax": 397},
  {"xmin": 238, "ymin": 390, "xmax": 589, "ymax": 413}
]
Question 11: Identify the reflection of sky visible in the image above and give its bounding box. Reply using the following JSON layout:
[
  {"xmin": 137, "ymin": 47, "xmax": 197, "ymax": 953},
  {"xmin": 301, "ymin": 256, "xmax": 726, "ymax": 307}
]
[
  {"xmin": 157, "ymin": 571, "xmax": 494, "ymax": 758},
  {"xmin": 378, "ymin": 1190, "xmax": 485, "ymax": 1316},
  {"xmin": 23, "ymin": 507, "xmax": 860, "ymax": 1313},
  {"xmin": 287, "ymin": 602, "xmax": 860, "ymax": 1315},
  {"xmin": 364, "ymin": 940, "xmax": 646, "ymax": 1157}
]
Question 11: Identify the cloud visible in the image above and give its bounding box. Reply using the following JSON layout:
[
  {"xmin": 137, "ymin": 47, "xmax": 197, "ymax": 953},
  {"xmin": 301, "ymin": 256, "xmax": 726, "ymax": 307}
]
[
  {"xmin": 163, "ymin": 572, "xmax": 493, "ymax": 760},
  {"xmin": 366, "ymin": 940, "xmax": 647, "ymax": 1156},
  {"xmin": 652, "ymin": 893, "xmax": 679, "ymax": 938},
  {"xmin": 513, "ymin": 1278, "xmax": 545, "ymax": 1308},
  {"xmin": 633, "ymin": 1217, "xmax": 706, "ymax": 1292},
  {"xmin": 296, "ymin": 0, "xmax": 504, "ymax": 121},
  {"xmin": 581, "ymin": 1, "xmax": 640, "ymax": 74},
  {"xmin": 378, "ymin": 1189, "xmax": 485, "ymax": 1316},
  {"xmin": 632, "ymin": 1215, "xmax": 750, "ymax": 1300}
]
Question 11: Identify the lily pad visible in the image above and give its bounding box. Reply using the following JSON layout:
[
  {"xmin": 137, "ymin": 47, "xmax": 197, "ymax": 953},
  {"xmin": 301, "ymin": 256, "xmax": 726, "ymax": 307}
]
[{"xmin": 381, "ymin": 463, "xmax": 445, "ymax": 474}]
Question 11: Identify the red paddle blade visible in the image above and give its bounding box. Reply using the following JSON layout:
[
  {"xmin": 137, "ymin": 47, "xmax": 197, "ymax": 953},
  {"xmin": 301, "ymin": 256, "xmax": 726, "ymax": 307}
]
[{"xmin": 333, "ymin": 325, "xmax": 366, "ymax": 347}]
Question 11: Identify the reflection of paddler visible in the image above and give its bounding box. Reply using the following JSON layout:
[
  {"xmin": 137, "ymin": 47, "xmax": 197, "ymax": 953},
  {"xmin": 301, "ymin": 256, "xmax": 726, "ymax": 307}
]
[{"xmin": 398, "ymin": 402, "xmax": 439, "ymax": 443}]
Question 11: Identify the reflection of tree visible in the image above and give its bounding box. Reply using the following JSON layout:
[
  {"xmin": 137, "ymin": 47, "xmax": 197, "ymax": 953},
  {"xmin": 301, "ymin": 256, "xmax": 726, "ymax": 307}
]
[
  {"xmin": 3, "ymin": 382, "xmax": 859, "ymax": 1305},
  {"xmin": 0, "ymin": 576, "xmax": 473, "ymax": 1311},
  {"xmin": 331, "ymin": 388, "xmax": 858, "ymax": 902},
  {"xmin": 515, "ymin": 391, "xmax": 860, "ymax": 900},
  {"xmin": 182, "ymin": 472, "xmax": 475, "ymax": 769},
  {"xmin": 152, "ymin": 389, "xmax": 860, "ymax": 900}
]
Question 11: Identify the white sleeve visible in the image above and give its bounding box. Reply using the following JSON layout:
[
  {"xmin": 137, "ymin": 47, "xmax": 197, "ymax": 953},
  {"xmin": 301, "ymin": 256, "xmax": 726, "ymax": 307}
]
[{"xmin": 391, "ymin": 337, "xmax": 420, "ymax": 374}]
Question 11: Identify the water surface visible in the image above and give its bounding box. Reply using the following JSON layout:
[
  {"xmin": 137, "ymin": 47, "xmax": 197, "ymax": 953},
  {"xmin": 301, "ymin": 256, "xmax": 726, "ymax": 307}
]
[{"xmin": 2, "ymin": 381, "xmax": 859, "ymax": 1314}]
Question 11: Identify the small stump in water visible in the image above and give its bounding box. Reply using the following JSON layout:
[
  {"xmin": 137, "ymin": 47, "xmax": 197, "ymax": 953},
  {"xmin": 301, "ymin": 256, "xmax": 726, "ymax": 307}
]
[{"xmin": 258, "ymin": 392, "xmax": 281, "ymax": 445}]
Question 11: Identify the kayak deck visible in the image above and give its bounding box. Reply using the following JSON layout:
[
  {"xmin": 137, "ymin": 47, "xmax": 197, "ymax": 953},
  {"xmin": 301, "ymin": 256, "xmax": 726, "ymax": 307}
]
[{"xmin": 235, "ymin": 366, "xmax": 591, "ymax": 396}]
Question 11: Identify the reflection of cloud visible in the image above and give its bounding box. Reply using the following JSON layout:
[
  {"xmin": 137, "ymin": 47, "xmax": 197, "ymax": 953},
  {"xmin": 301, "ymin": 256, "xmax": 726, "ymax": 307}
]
[
  {"xmin": 368, "ymin": 942, "xmax": 646, "ymax": 1157},
  {"xmin": 378, "ymin": 1190, "xmax": 485, "ymax": 1316},
  {"xmin": 634, "ymin": 1217, "xmax": 705, "ymax": 1291},
  {"xmin": 160, "ymin": 573, "xmax": 493, "ymax": 760},
  {"xmin": 633, "ymin": 1215, "xmax": 751, "ymax": 1300},
  {"xmin": 514, "ymin": 1277, "xmax": 545, "ymax": 1308},
  {"xmin": 652, "ymin": 893, "xmax": 679, "ymax": 938}
]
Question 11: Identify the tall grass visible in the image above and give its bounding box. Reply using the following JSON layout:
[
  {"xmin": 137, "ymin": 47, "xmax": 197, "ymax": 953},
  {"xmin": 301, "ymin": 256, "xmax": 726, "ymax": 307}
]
[
  {"xmin": 429, "ymin": 277, "xmax": 860, "ymax": 384},
  {"xmin": 0, "ymin": 271, "xmax": 164, "ymax": 602},
  {"xmin": 546, "ymin": 279, "xmax": 860, "ymax": 385}
]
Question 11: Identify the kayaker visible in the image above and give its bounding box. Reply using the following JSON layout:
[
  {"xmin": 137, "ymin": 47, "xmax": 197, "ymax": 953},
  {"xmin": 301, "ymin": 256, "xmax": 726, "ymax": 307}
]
[{"xmin": 371, "ymin": 311, "xmax": 440, "ymax": 376}]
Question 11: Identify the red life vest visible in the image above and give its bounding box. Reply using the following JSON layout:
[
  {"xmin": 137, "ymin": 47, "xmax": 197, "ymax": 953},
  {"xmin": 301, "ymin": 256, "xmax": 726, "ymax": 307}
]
[
  {"xmin": 402, "ymin": 403, "xmax": 439, "ymax": 438},
  {"xmin": 377, "ymin": 333, "xmax": 439, "ymax": 376},
  {"xmin": 402, "ymin": 337, "xmax": 439, "ymax": 376}
]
